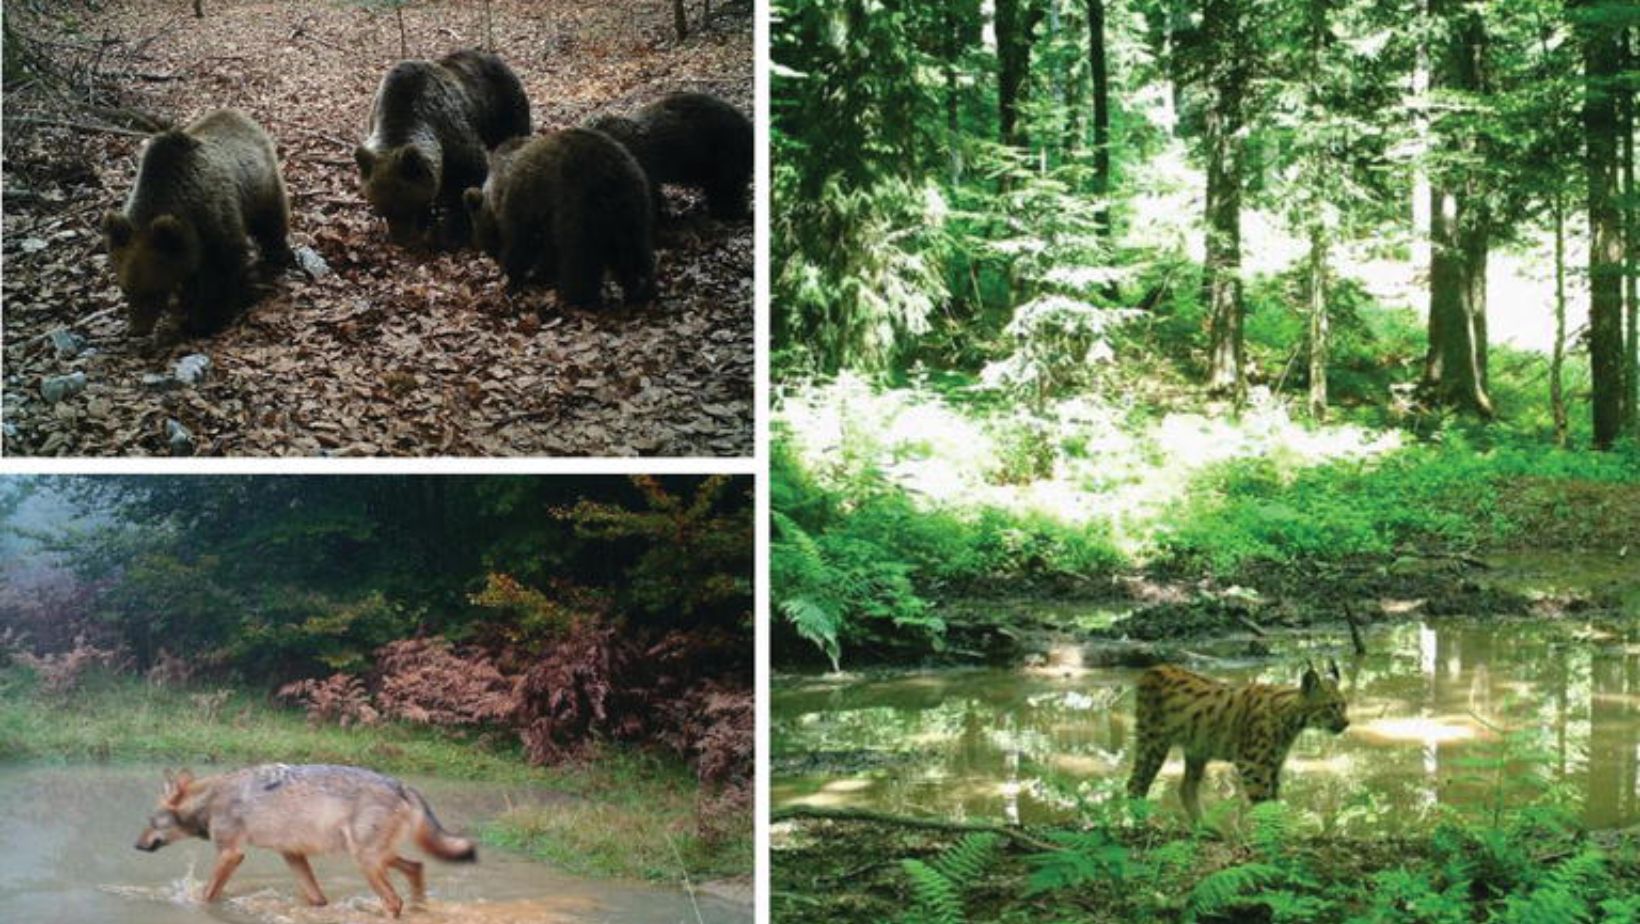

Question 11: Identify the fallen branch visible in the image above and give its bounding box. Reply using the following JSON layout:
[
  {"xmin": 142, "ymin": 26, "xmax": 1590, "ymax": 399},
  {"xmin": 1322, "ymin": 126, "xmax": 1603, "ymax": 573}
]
[
  {"xmin": 770, "ymin": 805, "xmax": 1065, "ymax": 853},
  {"xmin": 1234, "ymin": 613, "xmax": 1267, "ymax": 637},
  {"xmin": 20, "ymin": 305, "xmax": 121, "ymax": 348},
  {"xmin": 6, "ymin": 115, "xmax": 151, "ymax": 138}
]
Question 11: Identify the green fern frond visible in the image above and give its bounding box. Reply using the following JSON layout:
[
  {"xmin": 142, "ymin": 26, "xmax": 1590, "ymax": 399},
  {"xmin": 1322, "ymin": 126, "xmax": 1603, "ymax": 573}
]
[
  {"xmin": 1023, "ymin": 830, "xmax": 1129, "ymax": 895},
  {"xmin": 777, "ymin": 596, "xmax": 841, "ymax": 670},
  {"xmin": 1248, "ymin": 800, "xmax": 1293, "ymax": 862},
  {"xmin": 901, "ymin": 858, "xmax": 965, "ymax": 924},
  {"xmin": 931, "ymin": 833, "xmax": 1001, "ymax": 887},
  {"xmin": 1185, "ymin": 862, "xmax": 1284, "ymax": 921}
]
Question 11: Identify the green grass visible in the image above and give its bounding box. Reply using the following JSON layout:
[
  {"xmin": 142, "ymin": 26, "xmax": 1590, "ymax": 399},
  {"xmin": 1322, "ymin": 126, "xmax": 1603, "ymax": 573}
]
[{"xmin": 0, "ymin": 669, "xmax": 750, "ymax": 883}]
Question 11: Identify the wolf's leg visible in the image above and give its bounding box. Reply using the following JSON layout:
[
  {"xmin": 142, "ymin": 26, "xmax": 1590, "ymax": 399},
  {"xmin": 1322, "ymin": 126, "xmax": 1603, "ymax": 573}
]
[
  {"xmin": 358, "ymin": 859, "xmax": 404, "ymax": 919},
  {"xmin": 281, "ymin": 852, "xmax": 328, "ymax": 906},
  {"xmin": 202, "ymin": 848, "xmax": 245, "ymax": 902},
  {"xmin": 389, "ymin": 856, "xmax": 426, "ymax": 904}
]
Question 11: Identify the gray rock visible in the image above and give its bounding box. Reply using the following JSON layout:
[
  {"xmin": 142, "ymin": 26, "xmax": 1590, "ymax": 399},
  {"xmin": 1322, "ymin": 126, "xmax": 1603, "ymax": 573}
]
[
  {"xmin": 294, "ymin": 246, "xmax": 331, "ymax": 279},
  {"xmin": 40, "ymin": 372, "xmax": 87, "ymax": 403},
  {"xmin": 165, "ymin": 419, "xmax": 195, "ymax": 456},
  {"xmin": 141, "ymin": 373, "xmax": 178, "ymax": 391},
  {"xmin": 2, "ymin": 422, "xmax": 17, "ymax": 440},
  {"xmin": 173, "ymin": 353, "xmax": 211, "ymax": 385},
  {"xmin": 48, "ymin": 328, "xmax": 87, "ymax": 358}
]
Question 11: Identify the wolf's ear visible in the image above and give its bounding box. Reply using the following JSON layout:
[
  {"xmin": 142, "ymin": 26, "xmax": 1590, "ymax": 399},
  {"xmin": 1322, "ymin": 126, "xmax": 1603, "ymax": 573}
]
[
  {"xmin": 163, "ymin": 769, "xmax": 194, "ymax": 805},
  {"xmin": 1301, "ymin": 668, "xmax": 1320, "ymax": 696},
  {"xmin": 1327, "ymin": 658, "xmax": 1341, "ymax": 681}
]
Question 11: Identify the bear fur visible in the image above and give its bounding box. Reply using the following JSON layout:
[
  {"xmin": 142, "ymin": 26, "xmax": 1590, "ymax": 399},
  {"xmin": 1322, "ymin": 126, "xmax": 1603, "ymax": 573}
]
[
  {"xmin": 463, "ymin": 128, "xmax": 655, "ymax": 307},
  {"xmin": 102, "ymin": 108, "xmax": 291, "ymax": 338},
  {"xmin": 355, "ymin": 49, "xmax": 530, "ymax": 248},
  {"xmin": 586, "ymin": 92, "xmax": 752, "ymax": 221}
]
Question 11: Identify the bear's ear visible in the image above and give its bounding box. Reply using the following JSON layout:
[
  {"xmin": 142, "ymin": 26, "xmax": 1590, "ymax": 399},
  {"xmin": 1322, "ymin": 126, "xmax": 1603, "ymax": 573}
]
[
  {"xmin": 400, "ymin": 148, "xmax": 430, "ymax": 181},
  {"xmin": 149, "ymin": 215, "xmax": 189, "ymax": 254},
  {"xmin": 103, "ymin": 211, "xmax": 134, "ymax": 249},
  {"xmin": 463, "ymin": 187, "xmax": 484, "ymax": 216},
  {"xmin": 355, "ymin": 145, "xmax": 376, "ymax": 178}
]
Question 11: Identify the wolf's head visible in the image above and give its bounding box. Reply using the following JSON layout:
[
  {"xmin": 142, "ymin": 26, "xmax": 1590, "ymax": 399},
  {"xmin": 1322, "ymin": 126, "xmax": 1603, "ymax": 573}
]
[{"xmin": 134, "ymin": 769, "xmax": 200, "ymax": 852}]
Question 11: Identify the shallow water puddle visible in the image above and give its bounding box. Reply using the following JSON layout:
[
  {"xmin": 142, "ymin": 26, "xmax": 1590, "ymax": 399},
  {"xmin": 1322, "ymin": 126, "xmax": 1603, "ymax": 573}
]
[
  {"xmin": 773, "ymin": 618, "xmax": 1640, "ymax": 830},
  {"xmin": 0, "ymin": 765, "xmax": 749, "ymax": 924}
]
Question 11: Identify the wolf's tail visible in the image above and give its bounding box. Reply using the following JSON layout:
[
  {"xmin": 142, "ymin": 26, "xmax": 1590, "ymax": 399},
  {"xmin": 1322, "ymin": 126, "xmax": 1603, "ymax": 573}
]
[{"xmin": 409, "ymin": 789, "xmax": 478, "ymax": 862}]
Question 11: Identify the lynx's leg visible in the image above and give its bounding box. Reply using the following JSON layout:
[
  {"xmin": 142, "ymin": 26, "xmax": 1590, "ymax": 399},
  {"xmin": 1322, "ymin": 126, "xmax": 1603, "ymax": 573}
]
[
  {"xmin": 1127, "ymin": 737, "xmax": 1169, "ymax": 800},
  {"xmin": 389, "ymin": 856, "xmax": 426, "ymax": 904},
  {"xmin": 1236, "ymin": 761, "xmax": 1277, "ymax": 804},
  {"xmin": 281, "ymin": 852, "xmax": 328, "ymax": 906},
  {"xmin": 1181, "ymin": 755, "xmax": 1208, "ymax": 823},
  {"xmin": 202, "ymin": 847, "xmax": 245, "ymax": 902}
]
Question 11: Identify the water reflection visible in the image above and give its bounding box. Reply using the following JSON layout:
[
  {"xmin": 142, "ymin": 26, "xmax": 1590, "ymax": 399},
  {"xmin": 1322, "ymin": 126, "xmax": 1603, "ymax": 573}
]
[{"xmin": 772, "ymin": 620, "xmax": 1640, "ymax": 829}]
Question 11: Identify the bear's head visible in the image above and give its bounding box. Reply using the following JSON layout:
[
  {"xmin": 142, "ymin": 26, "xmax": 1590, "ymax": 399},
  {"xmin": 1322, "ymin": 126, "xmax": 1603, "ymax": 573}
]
[
  {"xmin": 103, "ymin": 212, "xmax": 198, "ymax": 336},
  {"xmin": 355, "ymin": 145, "xmax": 438, "ymax": 247}
]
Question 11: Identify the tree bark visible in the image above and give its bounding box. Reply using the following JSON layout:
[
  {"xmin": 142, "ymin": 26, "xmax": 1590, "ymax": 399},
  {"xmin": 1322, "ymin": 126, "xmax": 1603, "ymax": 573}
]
[
  {"xmin": 1202, "ymin": 0, "xmax": 1247, "ymax": 399},
  {"xmin": 1553, "ymin": 190, "xmax": 1569, "ymax": 447},
  {"xmin": 1088, "ymin": 0, "xmax": 1112, "ymax": 241},
  {"xmin": 1622, "ymin": 26, "xmax": 1637, "ymax": 434},
  {"xmin": 1421, "ymin": 0, "xmax": 1493, "ymax": 417},
  {"xmin": 996, "ymin": 0, "xmax": 1042, "ymax": 149},
  {"xmin": 672, "ymin": 0, "xmax": 688, "ymax": 40},
  {"xmin": 1582, "ymin": 0, "xmax": 1624, "ymax": 449},
  {"xmin": 946, "ymin": 3, "xmax": 962, "ymax": 184},
  {"xmin": 1305, "ymin": 0, "xmax": 1328, "ymax": 420}
]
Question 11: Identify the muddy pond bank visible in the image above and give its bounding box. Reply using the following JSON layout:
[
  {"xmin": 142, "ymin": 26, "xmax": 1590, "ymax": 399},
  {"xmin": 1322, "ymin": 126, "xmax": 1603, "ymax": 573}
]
[{"xmin": 0, "ymin": 764, "xmax": 752, "ymax": 924}]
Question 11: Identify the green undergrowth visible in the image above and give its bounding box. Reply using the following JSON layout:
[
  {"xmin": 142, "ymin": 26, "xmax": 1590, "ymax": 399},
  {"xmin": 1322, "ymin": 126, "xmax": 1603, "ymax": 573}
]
[
  {"xmin": 774, "ymin": 376, "xmax": 1640, "ymax": 666},
  {"xmin": 0, "ymin": 669, "xmax": 749, "ymax": 883},
  {"xmin": 777, "ymin": 786, "xmax": 1640, "ymax": 924}
]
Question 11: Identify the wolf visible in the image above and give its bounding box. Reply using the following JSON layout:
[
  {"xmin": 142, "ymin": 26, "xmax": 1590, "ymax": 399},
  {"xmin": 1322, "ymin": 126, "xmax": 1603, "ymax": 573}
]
[{"xmin": 134, "ymin": 764, "xmax": 476, "ymax": 917}]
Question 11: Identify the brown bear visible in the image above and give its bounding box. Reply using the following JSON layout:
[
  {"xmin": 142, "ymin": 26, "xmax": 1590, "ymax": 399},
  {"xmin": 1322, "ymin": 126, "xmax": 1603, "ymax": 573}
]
[
  {"xmin": 462, "ymin": 128, "xmax": 655, "ymax": 307},
  {"xmin": 103, "ymin": 108, "xmax": 291, "ymax": 338},
  {"xmin": 586, "ymin": 92, "xmax": 752, "ymax": 221},
  {"xmin": 355, "ymin": 49, "xmax": 530, "ymax": 249}
]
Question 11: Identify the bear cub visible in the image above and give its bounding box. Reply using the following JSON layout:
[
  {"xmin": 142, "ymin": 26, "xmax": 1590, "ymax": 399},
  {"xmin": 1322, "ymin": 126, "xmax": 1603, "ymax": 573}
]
[
  {"xmin": 587, "ymin": 92, "xmax": 752, "ymax": 221},
  {"xmin": 103, "ymin": 108, "xmax": 291, "ymax": 338},
  {"xmin": 356, "ymin": 49, "xmax": 530, "ymax": 249},
  {"xmin": 463, "ymin": 128, "xmax": 655, "ymax": 308}
]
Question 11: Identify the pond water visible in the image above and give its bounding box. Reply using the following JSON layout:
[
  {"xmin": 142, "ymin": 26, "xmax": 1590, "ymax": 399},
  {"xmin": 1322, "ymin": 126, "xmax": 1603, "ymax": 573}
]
[
  {"xmin": 0, "ymin": 764, "xmax": 751, "ymax": 924},
  {"xmin": 773, "ymin": 619, "xmax": 1640, "ymax": 830}
]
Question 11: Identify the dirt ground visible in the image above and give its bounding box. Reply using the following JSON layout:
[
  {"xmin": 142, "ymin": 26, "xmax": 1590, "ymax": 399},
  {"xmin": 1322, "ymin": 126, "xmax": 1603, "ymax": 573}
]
[{"xmin": 1, "ymin": 0, "xmax": 753, "ymax": 456}]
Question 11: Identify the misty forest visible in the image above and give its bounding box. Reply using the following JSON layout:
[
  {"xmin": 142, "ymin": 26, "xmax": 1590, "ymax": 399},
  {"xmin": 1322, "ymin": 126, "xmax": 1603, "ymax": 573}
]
[
  {"xmin": 771, "ymin": 0, "xmax": 1640, "ymax": 920},
  {"xmin": 0, "ymin": 475, "xmax": 752, "ymax": 922}
]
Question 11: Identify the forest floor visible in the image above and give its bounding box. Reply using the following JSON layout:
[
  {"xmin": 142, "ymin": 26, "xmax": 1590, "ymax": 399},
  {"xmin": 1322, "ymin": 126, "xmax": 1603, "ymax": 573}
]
[
  {"xmin": 1, "ymin": 0, "xmax": 753, "ymax": 456},
  {"xmin": 0, "ymin": 671, "xmax": 752, "ymax": 884}
]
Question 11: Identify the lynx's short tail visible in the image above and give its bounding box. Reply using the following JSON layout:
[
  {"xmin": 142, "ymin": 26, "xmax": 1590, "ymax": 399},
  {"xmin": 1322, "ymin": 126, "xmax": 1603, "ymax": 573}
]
[{"xmin": 410, "ymin": 789, "xmax": 477, "ymax": 862}]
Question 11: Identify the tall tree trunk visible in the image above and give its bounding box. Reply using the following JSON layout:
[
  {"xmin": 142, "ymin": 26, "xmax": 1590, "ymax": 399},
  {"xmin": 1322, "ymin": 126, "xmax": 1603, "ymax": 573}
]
[
  {"xmin": 1553, "ymin": 190, "xmax": 1569, "ymax": 446},
  {"xmin": 996, "ymin": 0, "xmax": 1043, "ymax": 149},
  {"xmin": 1582, "ymin": 0, "xmax": 1624, "ymax": 449},
  {"xmin": 1088, "ymin": 0, "xmax": 1112, "ymax": 241},
  {"xmin": 1422, "ymin": 0, "xmax": 1493, "ymax": 417},
  {"xmin": 1305, "ymin": 0, "xmax": 1328, "ymax": 420},
  {"xmin": 672, "ymin": 0, "xmax": 688, "ymax": 40},
  {"xmin": 946, "ymin": 3, "xmax": 963, "ymax": 185},
  {"xmin": 1203, "ymin": 0, "xmax": 1246, "ymax": 399},
  {"xmin": 1622, "ymin": 26, "xmax": 1638, "ymax": 434},
  {"xmin": 1411, "ymin": 28, "xmax": 1431, "ymax": 280}
]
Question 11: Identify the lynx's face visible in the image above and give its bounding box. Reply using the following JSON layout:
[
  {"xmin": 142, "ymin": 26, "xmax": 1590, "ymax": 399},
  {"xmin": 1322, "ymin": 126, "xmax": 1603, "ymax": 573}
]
[{"xmin": 1301, "ymin": 663, "xmax": 1350, "ymax": 734}]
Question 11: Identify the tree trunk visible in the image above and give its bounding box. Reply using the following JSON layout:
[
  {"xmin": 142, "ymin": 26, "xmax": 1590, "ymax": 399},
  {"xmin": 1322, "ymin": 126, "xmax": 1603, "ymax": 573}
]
[
  {"xmin": 1308, "ymin": 223, "xmax": 1328, "ymax": 420},
  {"xmin": 1202, "ymin": 0, "xmax": 1246, "ymax": 399},
  {"xmin": 1305, "ymin": 0, "xmax": 1328, "ymax": 421},
  {"xmin": 1410, "ymin": 29, "xmax": 1431, "ymax": 279},
  {"xmin": 193, "ymin": 0, "xmax": 203, "ymax": 18},
  {"xmin": 1088, "ymin": 0, "xmax": 1111, "ymax": 241},
  {"xmin": 996, "ymin": 0, "xmax": 1042, "ymax": 149},
  {"xmin": 1553, "ymin": 190, "xmax": 1569, "ymax": 447},
  {"xmin": 946, "ymin": 4, "xmax": 963, "ymax": 185},
  {"xmin": 1421, "ymin": 0, "xmax": 1492, "ymax": 417},
  {"xmin": 396, "ymin": 6, "xmax": 407, "ymax": 57},
  {"xmin": 673, "ymin": 0, "xmax": 688, "ymax": 40},
  {"xmin": 1622, "ymin": 27, "xmax": 1637, "ymax": 434},
  {"xmin": 1582, "ymin": 0, "xmax": 1624, "ymax": 449}
]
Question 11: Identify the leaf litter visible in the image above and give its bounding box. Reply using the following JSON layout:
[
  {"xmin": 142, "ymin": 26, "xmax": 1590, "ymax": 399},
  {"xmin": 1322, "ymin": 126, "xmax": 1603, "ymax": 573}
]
[{"xmin": 1, "ymin": 0, "xmax": 753, "ymax": 457}]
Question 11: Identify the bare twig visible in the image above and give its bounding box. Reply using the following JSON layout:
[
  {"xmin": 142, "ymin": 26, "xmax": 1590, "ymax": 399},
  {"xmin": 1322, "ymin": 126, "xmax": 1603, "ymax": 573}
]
[
  {"xmin": 6, "ymin": 115, "xmax": 150, "ymax": 138},
  {"xmin": 771, "ymin": 805, "xmax": 1066, "ymax": 853}
]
